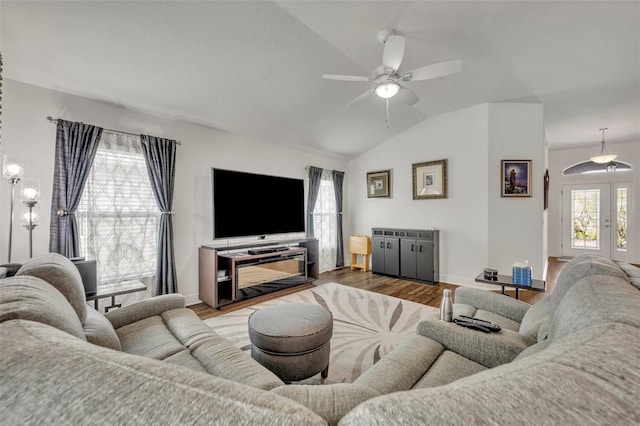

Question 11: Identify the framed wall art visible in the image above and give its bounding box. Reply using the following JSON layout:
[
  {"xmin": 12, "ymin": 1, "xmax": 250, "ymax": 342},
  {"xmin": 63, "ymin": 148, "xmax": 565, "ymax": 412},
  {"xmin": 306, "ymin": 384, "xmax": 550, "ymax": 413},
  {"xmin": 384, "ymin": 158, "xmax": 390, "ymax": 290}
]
[
  {"xmin": 412, "ymin": 159, "xmax": 447, "ymax": 200},
  {"xmin": 367, "ymin": 169, "xmax": 391, "ymax": 198},
  {"xmin": 501, "ymin": 160, "xmax": 532, "ymax": 197}
]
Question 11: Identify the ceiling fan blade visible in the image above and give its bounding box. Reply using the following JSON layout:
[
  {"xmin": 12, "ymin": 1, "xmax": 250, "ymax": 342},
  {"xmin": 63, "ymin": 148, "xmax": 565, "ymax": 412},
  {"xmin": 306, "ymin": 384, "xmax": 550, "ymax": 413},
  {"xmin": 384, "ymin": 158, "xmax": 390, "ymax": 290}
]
[
  {"xmin": 382, "ymin": 35, "xmax": 405, "ymax": 72},
  {"xmin": 403, "ymin": 60, "xmax": 462, "ymax": 81},
  {"xmin": 346, "ymin": 88, "xmax": 374, "ymax": 108},
  {"xmin": 322, "ymin": 74, "xmax": 370, "ymax": 82},
  {"xmin": 393, "ymin": 86, "xmax": 419, "ymax": 106}
]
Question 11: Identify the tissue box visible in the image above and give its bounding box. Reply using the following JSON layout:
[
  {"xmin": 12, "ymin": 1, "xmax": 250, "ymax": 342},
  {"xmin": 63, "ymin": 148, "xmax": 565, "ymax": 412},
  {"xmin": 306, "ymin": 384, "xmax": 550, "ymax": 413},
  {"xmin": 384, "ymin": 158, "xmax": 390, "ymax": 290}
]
[{"xmin": 512, "ymin": 265, "xmax": 532, "ymax": 286}]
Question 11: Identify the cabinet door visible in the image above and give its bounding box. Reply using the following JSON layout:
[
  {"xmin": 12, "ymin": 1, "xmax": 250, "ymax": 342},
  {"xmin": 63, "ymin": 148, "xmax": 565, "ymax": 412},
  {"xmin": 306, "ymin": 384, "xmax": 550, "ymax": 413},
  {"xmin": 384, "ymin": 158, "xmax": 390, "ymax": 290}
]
[
  {"xmin": 384, "ymin": 237, "xmax": 400, "ymax": 276},
  {"xmin": 372, "ymin": 236, "xmax": 386, "ymax": 274},
  {"xmin": 400, "ymin": 239, "xmax": 417, "ymax": 279},
  {"xmin": 416, "ymin": 239, "xmax": 434, "ymax": 283}
]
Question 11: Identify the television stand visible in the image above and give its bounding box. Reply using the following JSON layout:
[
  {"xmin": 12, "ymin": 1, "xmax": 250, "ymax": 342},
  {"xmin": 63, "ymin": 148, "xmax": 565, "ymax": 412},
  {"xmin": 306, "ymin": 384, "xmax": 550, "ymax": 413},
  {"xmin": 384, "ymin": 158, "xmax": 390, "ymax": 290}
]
[{"xmin": 198, "ymin": 238, "xmax": 318, "ymax": 308}]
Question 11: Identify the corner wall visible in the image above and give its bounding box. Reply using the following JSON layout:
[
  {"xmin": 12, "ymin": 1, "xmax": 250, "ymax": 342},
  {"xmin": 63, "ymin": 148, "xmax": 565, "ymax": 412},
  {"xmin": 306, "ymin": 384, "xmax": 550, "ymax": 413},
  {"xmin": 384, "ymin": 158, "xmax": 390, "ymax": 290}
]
[
  {"xmin": 347, "ymin": 102, "xmax": 545, "ymax": 286},
  {"xmin": 487, "ymin": 103, "xmax": 545, "ymax": 279},
  {"xmin": 0, "ymin": 80, "xmax": 348, "ymax": 304}
]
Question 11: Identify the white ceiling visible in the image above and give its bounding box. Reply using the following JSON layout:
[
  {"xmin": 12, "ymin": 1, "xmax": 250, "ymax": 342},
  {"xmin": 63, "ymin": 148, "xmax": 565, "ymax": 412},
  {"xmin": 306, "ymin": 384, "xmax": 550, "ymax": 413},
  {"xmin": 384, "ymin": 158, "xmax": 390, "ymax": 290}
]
[{"xmin": 2, "ymin": 1, "xmax": 638, "ymax": 159}]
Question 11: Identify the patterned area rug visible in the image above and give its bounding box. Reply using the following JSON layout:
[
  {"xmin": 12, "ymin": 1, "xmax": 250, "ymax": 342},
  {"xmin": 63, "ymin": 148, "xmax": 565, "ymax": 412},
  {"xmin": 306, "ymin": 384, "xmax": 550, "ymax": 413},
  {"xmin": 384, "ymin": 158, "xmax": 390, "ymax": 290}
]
[{"xmin": 203, "ymin": 282, "xmax": 438, "ymax": 384}]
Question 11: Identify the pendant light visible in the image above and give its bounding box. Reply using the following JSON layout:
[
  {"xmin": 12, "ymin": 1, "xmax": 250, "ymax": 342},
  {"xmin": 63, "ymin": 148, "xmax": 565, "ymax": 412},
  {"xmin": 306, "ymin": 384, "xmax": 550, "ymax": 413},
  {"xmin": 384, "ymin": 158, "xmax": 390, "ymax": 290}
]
[{"xmin": 590, "ymin": 127, "xmax": 617, "ymax": 164}]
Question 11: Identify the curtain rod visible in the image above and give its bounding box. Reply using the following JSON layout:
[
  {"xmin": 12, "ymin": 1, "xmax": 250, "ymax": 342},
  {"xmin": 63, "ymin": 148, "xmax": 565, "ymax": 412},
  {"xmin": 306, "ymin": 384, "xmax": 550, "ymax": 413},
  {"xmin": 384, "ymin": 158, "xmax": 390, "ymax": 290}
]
[{"xmin": 46, "ymin": 116, "xmax": 182, "ymax": 145}]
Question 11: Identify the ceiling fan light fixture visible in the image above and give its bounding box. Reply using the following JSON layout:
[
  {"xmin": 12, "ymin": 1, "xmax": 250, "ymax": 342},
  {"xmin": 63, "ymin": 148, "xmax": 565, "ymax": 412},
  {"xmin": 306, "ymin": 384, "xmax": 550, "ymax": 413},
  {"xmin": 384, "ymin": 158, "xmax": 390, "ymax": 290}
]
[
  {"xmin": 590, "ymin": 127, "xmax": 617, "ymax": 164},
  {"xmin": 375, "ymin": 81, "xmax": 400, "ymax": 99}
]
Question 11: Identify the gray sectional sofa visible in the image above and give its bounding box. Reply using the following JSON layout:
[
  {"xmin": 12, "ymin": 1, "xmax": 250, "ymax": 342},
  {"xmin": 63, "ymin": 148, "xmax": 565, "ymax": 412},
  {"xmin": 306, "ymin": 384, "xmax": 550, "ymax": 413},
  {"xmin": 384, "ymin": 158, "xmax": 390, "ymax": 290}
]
[{"xmin": 1, "ymin": 253, "xmax": 639, "ymax": 425}]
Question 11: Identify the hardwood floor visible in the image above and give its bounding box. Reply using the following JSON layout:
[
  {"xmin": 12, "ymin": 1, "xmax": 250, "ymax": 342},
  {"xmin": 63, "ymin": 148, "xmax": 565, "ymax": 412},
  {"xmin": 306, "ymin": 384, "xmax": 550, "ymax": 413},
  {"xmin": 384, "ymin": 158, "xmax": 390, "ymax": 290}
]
[{"xmin": 190, "ymin": 258, "xmax": 567, "ymax": 320}]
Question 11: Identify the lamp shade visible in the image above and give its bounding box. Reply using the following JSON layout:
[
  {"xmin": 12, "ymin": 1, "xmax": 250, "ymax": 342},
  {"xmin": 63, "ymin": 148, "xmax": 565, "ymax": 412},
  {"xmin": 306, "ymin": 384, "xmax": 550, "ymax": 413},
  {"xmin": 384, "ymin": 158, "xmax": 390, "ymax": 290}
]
[
  {"xmin": 2, "ymin": 154, "xmax": 25, "ymax": 182},
  {"xmin": 21, "ymin": 179, "xmax": 40, "ymax": 203},
  {"xmin": 22, "ymin": 206, "xmax": 40, "ymax": 227},
  {"xmin": 591, "ymin": 152, "xmax": 617, "ymax": 164},
  {"xmin": 590, "ymin": 128, "xmax": 616, "ymax": 164},
  {"xmin": 375, "ymin": 82, "xmax": 400, "ymax": 99}
]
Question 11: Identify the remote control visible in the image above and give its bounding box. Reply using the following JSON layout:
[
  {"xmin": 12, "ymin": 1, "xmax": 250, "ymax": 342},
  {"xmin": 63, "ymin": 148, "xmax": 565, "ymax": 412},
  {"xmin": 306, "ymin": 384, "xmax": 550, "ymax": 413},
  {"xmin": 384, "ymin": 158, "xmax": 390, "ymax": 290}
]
[
  {"xmin": 453, "ymin": 319, "xmax": 490, "ymax": 333},
  {"xmin": 454, "ymin": 316, "xmax": 501, "ymax": 332}
]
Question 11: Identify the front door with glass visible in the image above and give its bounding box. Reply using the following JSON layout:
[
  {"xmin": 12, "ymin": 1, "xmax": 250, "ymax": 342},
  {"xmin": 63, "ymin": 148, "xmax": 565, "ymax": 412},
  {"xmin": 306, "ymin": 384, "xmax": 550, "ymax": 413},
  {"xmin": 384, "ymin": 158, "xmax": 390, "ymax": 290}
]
[{"xmin": 561, "ymin": 183, "xmax": 631, "ymax": 261}]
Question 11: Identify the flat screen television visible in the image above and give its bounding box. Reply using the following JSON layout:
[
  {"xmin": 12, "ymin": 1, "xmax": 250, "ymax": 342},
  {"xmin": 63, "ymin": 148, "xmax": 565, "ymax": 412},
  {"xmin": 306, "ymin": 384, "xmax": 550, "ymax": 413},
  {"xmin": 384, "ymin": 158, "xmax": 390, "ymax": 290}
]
[{"xmin": 212, "ymin": 168, "xmax": 305, "ymax": 239}]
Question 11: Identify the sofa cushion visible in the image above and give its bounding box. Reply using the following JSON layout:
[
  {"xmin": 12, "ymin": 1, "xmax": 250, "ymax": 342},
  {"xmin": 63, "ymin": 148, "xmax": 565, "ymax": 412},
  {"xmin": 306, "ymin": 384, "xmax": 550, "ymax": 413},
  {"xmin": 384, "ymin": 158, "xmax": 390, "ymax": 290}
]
[
  {"xmin": 353, "ymin": 335, "xmax": 444, "ymax": 394},
  {"xmin": 513, "ymin": 339, "xmax": 551, "ymax": 360},
  {"xmin": 0, "ymin": 276, "xmax": 86, "ymax": 340},
  {"xmin": 162, "ymin": 308, "xmax": 284, "ymax": 390},
  {"xmin": 549, "ymin": 274, "xmax": 640, "ymax": 342},
  {"xmin": 412, "ymin": 350, "xmax": 487, "ymax": 388},
  {"xmin": 163, "ymin": 349, "xmax": 209, "ymax": 373},
  {"xmin": 272, "ymin": 383, "xmax": 380, "ymax": 426},
  {"xmin": 83, "ymin": 307, "xmax": 122, "ymax": 351},
  {"xmin": 115, "ymin": 314, "xmax": 185, "ymax": 359},
  {"xmin": 0, "ymin": 320, "xmax": 327, "ymax": 425},
  {"xmin": 16, "ymin": 253, "xmax": 88, "ymax": 324},
  {"xmin": 518, "ymin": 295, "xmax": 553, "ymax": 340},
  {"xmin": 339, "ymin": 322, "xmax": 640, "ymax": 426},
  {"xmin": 551, "ymin": 254, "xmax": 629, "ymax": 305},
  {"xmin": 617, "ymin": 262, "xmax": 640, "ymax": 290}
]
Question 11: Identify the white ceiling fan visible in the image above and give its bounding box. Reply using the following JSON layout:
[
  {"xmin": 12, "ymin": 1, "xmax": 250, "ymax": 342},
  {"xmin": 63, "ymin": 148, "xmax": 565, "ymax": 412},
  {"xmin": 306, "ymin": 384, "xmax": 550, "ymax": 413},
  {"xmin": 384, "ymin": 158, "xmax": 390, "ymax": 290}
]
[{"xmin": 323, "ymin": 29, "xmax": 462, "ymax": 128}]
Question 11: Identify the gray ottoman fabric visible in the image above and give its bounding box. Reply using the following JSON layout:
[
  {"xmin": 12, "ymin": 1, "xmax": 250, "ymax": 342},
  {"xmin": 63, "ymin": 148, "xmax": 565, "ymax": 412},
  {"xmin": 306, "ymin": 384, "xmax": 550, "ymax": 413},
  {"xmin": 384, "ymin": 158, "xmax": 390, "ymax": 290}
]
[{"xmin": 248, "ymin": 303, "xmax": 333, "ymax": 382}]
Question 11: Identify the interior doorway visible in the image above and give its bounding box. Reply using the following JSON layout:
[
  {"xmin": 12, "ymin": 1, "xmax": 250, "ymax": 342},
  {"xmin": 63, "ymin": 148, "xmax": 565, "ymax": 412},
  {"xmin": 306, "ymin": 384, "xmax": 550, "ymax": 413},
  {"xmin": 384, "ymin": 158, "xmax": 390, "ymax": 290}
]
[{"xmin": 561, "ymin": 183, "xmax": 632, "ymax": 261}]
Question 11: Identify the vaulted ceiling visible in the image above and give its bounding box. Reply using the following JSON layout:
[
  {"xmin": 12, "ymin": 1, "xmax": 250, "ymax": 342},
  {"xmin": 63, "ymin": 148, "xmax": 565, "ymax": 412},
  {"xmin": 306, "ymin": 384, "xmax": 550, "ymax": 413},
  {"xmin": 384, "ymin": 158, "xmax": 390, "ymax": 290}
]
[{"xmin": 2, "ymin": 1, "xmax": 638, "ymax": 159}]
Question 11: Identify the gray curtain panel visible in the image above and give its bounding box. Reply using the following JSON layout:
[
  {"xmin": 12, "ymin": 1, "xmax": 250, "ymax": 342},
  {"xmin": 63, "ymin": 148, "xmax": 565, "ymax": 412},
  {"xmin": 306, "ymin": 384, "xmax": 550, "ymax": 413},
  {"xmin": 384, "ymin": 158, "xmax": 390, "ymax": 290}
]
[
  {"xmin": 332, "ymin": 170, "xmax": 345, "ymax": 268},
  {"xmin": 140, "ymin": 134, "xmax": 178, "ymax": 296},
  {"xmin": 49, "ymin": 119, "xmax": 103, "ymax": 257},
  {"xmin": 306, "ymin": 166, "xmax": 323, "ymax": 238}
]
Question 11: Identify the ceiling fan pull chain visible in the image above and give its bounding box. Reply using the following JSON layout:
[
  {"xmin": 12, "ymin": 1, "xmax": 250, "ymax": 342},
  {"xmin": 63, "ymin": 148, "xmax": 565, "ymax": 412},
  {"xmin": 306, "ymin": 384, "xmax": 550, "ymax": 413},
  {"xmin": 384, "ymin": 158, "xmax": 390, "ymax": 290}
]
[{"xmin": 386, "ymin": 97, "xmax": 390, "ymax": 129}]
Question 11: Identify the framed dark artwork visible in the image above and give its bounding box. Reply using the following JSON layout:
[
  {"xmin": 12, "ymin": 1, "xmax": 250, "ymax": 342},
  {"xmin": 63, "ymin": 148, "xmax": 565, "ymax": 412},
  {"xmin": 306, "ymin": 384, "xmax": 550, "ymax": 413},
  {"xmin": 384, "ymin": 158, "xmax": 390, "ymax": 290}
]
[
  {"xmin": 543, "ymin": 169, "xmax": 549, "ymax": 210},
  {"xmin": 412, "ymin": 159, "xmax": 447, "ymax": 199},
  {"xmin": 501, "ymin": 160, "xmax": 532, "ymax": 197},
  {"xmin": 367, "ymin": 169, "xmax": 391, "ymax": 198}
]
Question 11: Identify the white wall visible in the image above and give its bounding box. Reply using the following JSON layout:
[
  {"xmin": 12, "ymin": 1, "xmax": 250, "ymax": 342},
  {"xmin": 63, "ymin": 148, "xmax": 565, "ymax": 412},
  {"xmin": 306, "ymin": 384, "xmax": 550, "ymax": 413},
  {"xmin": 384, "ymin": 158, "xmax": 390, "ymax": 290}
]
[
  {"xmin": 487, "ymin": 103, "xmax": 546, "ymax": 279},
  {"xmin": 1, "ymin": 80, "xmax": 348, "ymax": 304},
  {"xmin": 347, "ymin": 102, "xmax": 545, "ymax": 286},
  {"xmin": 548, "ymin": 140, "xmax": 640, "ymax": 263}
]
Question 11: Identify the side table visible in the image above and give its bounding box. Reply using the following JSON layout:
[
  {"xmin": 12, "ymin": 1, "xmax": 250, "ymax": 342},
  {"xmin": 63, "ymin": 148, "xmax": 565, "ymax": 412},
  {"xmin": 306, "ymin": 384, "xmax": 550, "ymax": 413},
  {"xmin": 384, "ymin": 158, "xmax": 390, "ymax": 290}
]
[
  {"xmin": 474, "ymin": 273, "xmax": 545, "ymax": 300},
  {"xmin": 349, "ymin": 235, "xmax": 372, "ymax": 272},
  {"xmin": 86, "ymin": 280, "xmax": 147, "ymax": 312}
]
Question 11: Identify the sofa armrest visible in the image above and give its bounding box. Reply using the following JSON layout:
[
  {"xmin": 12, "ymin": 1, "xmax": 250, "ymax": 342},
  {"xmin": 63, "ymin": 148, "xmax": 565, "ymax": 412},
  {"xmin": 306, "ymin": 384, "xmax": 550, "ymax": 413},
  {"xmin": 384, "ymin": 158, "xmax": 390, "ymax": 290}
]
[
  {"xmin": 353, "ymin": 335, "xmax": 444, "ymax": 394},
  {"xmin": 417, "ymin": 319, "xmax": 535, "ymax": 368},
  {"xmin": 454, "ymin": 287, "xmax": 531, "ymax": 323},
  {"xmin": 105, "ymin": 294, "xmax": 185, "ymax": 329}
]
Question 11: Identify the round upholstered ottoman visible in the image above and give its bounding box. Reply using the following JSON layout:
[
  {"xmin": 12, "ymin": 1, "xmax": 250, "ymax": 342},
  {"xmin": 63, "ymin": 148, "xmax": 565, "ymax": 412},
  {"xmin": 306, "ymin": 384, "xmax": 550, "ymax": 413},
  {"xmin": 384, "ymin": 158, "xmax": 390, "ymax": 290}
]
[{"xmin": 248, "ymin": 302, "xmax": 333, "ymax": 382}]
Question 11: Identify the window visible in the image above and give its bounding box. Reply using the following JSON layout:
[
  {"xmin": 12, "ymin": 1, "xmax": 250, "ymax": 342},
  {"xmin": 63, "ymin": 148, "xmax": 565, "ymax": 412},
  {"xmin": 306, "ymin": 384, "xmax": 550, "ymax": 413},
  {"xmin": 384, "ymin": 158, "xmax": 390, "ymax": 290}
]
[
  {"xmin": 570, "ymin": 188, "xmax": 600, "ymax": 250},
  {"xmin": 616, "ymin": 187, "xmax": 628, "ymax": 252},
  {"xmin": 77, "ymin": 132, "xmax": 158, "ymax": 289},
  {"xmin": 312, "ymin": 170, "xmax": 338, "ymax": 272}
]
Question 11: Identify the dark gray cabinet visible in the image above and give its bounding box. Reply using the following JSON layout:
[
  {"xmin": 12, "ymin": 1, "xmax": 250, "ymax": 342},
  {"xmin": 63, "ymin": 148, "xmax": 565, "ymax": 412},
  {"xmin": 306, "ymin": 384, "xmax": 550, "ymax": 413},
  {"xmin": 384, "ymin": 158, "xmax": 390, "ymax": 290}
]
[
  {"xmin": 372, "ymin": 235, "xmax": 400, "ymax": 276},
  {"xmin": 372, "ymin": 228, "xmax": 439, "ymax": 284}
]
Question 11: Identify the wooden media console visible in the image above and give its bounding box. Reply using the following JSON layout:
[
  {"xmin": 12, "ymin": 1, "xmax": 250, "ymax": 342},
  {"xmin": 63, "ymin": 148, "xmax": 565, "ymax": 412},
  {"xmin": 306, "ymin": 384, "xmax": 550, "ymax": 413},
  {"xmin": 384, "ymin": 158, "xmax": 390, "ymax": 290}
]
[{"xmin": 198, "ymin": 238, "xmax": 319, "ymax": 308}]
